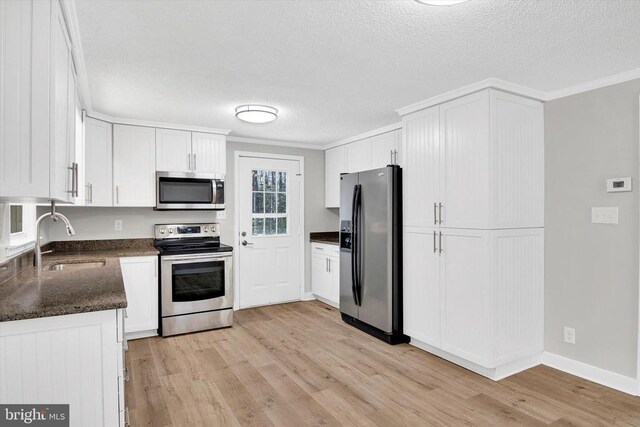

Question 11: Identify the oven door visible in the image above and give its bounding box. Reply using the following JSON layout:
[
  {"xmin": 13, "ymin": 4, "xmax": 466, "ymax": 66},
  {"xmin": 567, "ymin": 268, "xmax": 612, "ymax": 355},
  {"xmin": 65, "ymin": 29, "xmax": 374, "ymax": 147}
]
[{"xmin": 161, "ymin": 253, "xmax": 233, "ymax": 317}]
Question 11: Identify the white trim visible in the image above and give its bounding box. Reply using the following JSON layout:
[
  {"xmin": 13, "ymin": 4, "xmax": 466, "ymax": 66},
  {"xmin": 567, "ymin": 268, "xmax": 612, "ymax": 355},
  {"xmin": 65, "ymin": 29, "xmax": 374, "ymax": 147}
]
[
  {"xmin": 87, "ymin": 111, "xmax": 231, "ymax": 135},
  {"xmin": 542, "ymin": 352, "xmax": 638, "ymax": 396},
  {"xmin": 409, "ymin": 338, "xmax": 542, "ymax": 381},
  {"xmin": 60, "ymin": 0, "xmax": 92, "ymax": 111},
  {"xmin": 233, "ymin": 151, "xmax": 306, "ymax": 310},
  {"xmin": 546, "ymin": 67, "xmax": 640, "ymax": 101},
  {"xmin": 302, "ymin": 292, "xmax": 316, "ymax": 301},
  {"xmin": 125, "ymin": 330, "xmax": 158, "ymax": 340},
  {"xmin": 227, "ymin": 135, "xmax": 322, "ymax": 150},
  {"xmin": 637, "ymin": 95, "xmax": 640, "ymax": 396},
  {"xmin": 395, "ymin": 78, "xmax": 547, "ymax": 117},
  {"xmin": 323, "ymin": 122, "xmax": 403, "ymax": 150}
]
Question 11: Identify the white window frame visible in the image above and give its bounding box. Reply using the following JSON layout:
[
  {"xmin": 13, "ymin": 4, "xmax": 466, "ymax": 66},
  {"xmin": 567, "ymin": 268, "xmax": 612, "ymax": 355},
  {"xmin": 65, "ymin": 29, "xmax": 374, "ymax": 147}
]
[{"xmin": 5, "ymin": 204, "xmax": 36, "ymax": 257}]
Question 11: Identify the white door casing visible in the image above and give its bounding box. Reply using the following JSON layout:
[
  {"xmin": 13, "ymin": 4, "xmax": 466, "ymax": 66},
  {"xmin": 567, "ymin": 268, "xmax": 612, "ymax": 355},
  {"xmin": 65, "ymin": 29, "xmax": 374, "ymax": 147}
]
[{"xmin": 235, "ymin": 153, "xmax": 304, "ymax": 309}]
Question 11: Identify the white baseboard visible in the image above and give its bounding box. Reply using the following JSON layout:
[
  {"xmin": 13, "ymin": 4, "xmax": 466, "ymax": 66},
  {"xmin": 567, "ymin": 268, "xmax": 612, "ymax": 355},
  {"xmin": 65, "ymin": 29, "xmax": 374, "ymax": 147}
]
[
  {"xmin": 125, "ymin": 330, "xmax": 158, "ymax": 340},
  {"xmin": 409, "ymin": 338, "xmax": 541, "ymax": 381},
  {"xmin": 301, "ymin": 292, "xmax": 316, "ymax": 301},
  {"xmin": 542, "ymin": 352, "xmax": 638, "ymax": 396}
]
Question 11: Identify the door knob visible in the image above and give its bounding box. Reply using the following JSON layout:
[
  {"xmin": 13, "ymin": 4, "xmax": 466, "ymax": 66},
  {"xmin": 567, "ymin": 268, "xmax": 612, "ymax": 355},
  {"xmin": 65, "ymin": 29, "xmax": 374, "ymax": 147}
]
[{"xmin": 241, "ymin": 240, "xmax": 253, "ymax": 246}]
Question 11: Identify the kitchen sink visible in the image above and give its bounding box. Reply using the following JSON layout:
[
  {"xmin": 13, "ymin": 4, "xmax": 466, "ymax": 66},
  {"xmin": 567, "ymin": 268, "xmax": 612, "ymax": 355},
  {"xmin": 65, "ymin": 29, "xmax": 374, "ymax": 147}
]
[{"xmin": 47, "ymin": 260, "xmax": 107, "ymax": 271}]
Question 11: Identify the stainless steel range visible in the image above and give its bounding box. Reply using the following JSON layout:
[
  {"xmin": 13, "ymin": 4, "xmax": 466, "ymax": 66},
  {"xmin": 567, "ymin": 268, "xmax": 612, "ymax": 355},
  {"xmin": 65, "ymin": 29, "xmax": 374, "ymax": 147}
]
[{"xmin": 154, "ymin": 223, "xmax": 233, "ymax": 336}]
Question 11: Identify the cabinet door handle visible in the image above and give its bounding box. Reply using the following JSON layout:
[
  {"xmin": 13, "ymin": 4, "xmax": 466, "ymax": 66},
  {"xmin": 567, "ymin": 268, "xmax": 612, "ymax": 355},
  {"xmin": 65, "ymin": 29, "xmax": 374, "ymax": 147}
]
[
  {"xmin": 115, "ymin": 185, "xmax": 119, "ymax": 205},
  {"xmin": 188, "ymin": 153, "xmax": 191, "ymax": 171},
  {"xmin": 433, "ymin": 231, "xmax": 437, "ymax": 253},
  {"xmin": 124, "ymin": 407, "xmax": 130, "ymax": 426},
  {"xmin": 328, "ymin": 258, "xmax": 331, "ymax": 273},
  {"xmin": 194, "ymin": 153, "xmax": 197, "ymax": 171},
  {"xmin": 439, "ymin": 232, "xmax": 443, "ymax": 254},
  {"xmin": 74, "ymin": 163, "xmax": 79, "ymax": 197},
  {"xmin": 123, "ymin": 367, "xmax": 130, "ymax": 381},
  {"xmin": 89, "ymin": 183, "xmax": 93, "ymax": 204},
  {"xmin": 67, "ymin": 163, "xmax": 78, "ymax": 197},
  {"xmin": 438, "ymin": 203, "xmax": 443, "ymax": 225},
  {"xmin": 434, "ymin": 202, "xmax": 438, "ymax": 225}
]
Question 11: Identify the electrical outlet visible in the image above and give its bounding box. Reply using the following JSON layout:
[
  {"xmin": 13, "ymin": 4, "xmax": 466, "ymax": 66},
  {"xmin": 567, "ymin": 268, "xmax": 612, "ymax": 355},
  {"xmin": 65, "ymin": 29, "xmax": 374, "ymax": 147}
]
[
  {"xmin": 217, "ymin": 210, "xmax": 226, "ymax": 220},
  {"xmin": 591, "ymin": 207, "xmax": 618, "ymax": 224},
  {"xmin": 114, "ymin": 220, "xmax": 123, "ymax": 232},
  {"xmin": 564, "ymin": 327, "xmax": 576, "ymax": 344}
]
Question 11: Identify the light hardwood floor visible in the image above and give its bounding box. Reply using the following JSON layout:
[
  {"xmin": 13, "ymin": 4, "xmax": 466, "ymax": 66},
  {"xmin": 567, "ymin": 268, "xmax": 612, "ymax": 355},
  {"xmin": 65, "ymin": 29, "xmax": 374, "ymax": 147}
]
[{"xmin": 126, "ymin": 301, "xmax": 640, "ymax": 426}]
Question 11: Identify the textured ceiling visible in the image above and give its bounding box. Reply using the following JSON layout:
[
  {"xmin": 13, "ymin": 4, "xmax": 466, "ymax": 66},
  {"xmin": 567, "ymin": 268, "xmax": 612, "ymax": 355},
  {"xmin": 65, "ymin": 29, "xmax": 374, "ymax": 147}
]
[{"xmin": 75, "ymin": 0, "xmax": 640, "ymax": 146}]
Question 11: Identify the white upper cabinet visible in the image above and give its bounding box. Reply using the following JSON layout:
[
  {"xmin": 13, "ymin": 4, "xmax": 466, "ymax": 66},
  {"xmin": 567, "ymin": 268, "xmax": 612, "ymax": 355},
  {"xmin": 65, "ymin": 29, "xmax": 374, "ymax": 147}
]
[
  {"xmin": 0, "ymin": 0, "xmax": 79, "ymax": 203},
  {"xmin": 402, "ymin": 89, "xmax": 543, "ymax": 230},
  {"xmin": 370, "ymin": 130, "xmax": 401, "ymax": 170},
  {"xmin": 325, "ymin": 145, "xmax": 347, "ymax": 208},
  {"xmin": 156, "ymin": 130, "xmax": 225, "ymax": 174},
  {"xmin": 192, "ymin": 132, "xmax": 226, "ymax": 174},
  {"xmin": 155, "ymin": 129, "xmax": 191, "ymax": 172},
  {"xmin": 113, "ymin": 125, "xmax": 156, "ymax": 207},
  {"xmin": 325, "ymin": 128, "xmax": 402, "ymax": 208},
  {"xmin": 84, "ymin": 117, "xmax": 113, "ymax": 206},
  {"xmin": 403, "ymin": 106, "xmax": 440, "ymax": 228},
  {"xmin": 346, "ymin": 139, "xmax": 371, "ymax": 173},
  {"xmin": 440, "ymin": 91, "xmax": 491, "ymax": 229},
  {"xmin": 0, "ymin": 0, "xmax": 50, "ymax": 200}
]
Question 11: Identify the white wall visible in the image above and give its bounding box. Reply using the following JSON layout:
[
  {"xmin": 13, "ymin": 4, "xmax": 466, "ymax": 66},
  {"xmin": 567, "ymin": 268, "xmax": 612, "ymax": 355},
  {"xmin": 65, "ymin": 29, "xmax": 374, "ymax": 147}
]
[
  {"xmin": 43, "ymin": 140, "xmax": 339, "ymax": 292},
  {"xmin": 545, "ymin": 79, "xmax": 640, "ymax": 378}
]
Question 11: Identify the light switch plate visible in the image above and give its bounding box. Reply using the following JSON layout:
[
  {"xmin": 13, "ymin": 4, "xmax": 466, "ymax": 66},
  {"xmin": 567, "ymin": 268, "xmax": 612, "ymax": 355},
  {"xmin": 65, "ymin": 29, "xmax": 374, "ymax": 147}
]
[
  {"xmin": 606, "ymin": 177, "xmax": 632, "ymax": 192},
  {"xmin": 591, "ymin": 207, "xmax": 618, "ymax": 224},
  {"xmin": 217, "ymin": 210, "xmax": 226, "ymax": 220}
]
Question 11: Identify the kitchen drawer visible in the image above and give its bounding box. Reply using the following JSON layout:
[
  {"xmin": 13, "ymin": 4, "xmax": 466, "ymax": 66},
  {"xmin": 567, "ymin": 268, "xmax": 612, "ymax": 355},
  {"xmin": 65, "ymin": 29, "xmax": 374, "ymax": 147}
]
[{"xmin": 311, "ymin": 242, "xmax": 339, "ymax": 256}]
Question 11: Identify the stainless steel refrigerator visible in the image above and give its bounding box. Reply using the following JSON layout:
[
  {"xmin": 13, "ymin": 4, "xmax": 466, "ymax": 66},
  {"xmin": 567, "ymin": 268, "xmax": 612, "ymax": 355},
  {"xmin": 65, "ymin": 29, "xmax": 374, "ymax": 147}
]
[{"xmin": 339, "ymin": 165, "xmax": 408, "ymax": 344}]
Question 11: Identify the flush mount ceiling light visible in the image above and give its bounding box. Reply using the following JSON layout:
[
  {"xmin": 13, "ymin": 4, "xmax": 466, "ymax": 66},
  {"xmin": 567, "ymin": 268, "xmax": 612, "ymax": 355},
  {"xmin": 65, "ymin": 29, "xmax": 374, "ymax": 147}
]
[
  {"xmin": 235, "ymin": 105, "xmax": 278, "ymax": 124},
  {"xmin": 415, "ymin": 0, "xmax": 471, "ymax": 5}
]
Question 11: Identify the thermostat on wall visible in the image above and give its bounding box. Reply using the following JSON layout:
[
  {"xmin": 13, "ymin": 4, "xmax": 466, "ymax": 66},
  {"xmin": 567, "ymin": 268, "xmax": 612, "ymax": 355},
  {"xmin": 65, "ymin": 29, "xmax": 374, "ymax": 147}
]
[{"xmin": 606, "ymin": 177, "xmax": 632, "ymax": 193}]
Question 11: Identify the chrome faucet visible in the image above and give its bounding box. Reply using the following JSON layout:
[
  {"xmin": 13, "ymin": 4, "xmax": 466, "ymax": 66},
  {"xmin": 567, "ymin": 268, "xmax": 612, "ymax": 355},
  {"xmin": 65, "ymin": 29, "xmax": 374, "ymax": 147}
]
[{"xmin": 35, "ymin": 201, "xmax": 75, "ymax": 271}]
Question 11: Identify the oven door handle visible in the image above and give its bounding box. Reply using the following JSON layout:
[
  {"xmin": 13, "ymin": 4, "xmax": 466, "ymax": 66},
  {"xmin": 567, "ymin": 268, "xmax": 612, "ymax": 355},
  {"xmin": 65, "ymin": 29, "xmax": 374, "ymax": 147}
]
[{"xmin": 161, "ymin": 253, "xmax": 231, "ymax": 261}]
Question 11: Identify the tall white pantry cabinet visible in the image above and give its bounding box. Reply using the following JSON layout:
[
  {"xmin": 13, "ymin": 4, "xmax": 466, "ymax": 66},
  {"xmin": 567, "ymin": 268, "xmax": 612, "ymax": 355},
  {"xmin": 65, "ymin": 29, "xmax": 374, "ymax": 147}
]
[{"xmin": 400, "ymin": 88, "xmax": 544, "ymax": 380}]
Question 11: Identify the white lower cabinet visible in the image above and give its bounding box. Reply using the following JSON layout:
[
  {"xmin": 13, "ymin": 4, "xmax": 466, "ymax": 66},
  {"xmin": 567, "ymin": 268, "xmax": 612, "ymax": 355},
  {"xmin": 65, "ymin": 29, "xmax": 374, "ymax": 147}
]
[
  {"xmin": 403, "ymin": 227, "xmax": 543, "ymax": 379},
  {"xmin": 311, "ymin": 243, "xmax": 340, "ymax": 307},
  {"xmin": 120, "ymin": 256, "xmax": 158, "ymax": 338},
  {"xmin": 0, "ymin": 309, "xmax": 127, "ymax": 426}
]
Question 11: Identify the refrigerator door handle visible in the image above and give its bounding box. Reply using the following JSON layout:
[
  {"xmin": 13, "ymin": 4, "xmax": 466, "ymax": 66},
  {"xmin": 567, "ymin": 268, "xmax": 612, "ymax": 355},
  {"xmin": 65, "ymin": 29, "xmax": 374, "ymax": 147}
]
[
  {"xmin": 351, "ymin": 184, "xmax": 359, "ymax": 306},
  {"xmin": 355, "ymin": 184, "xmax": 363, "ymax": 306}
]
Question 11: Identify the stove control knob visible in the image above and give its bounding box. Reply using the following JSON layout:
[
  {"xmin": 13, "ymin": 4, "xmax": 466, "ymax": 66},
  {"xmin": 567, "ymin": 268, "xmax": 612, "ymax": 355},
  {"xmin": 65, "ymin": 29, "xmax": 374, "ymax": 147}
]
[
  {"xmin": 159, "ymin": 228, "xmax": 166, "ymax": 234},
  {"xmin": 168, "ymin": 227, "xmax": 174, "ymax": 234},
  {"xmin": 204, "ymin": 227, "xmax": 209, "ymax": 232}
]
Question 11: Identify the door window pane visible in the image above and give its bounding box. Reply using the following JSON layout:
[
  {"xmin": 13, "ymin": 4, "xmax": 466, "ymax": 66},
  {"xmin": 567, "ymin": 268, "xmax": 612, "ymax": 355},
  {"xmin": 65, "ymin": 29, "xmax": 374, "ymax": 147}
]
[
  {"xmin": 277, "ymin": 217, "xmax": 287, "ymax": 234},
  {"xmin": 252, "ymin": 192, "xmax": 264, "ymax": 213},
  {"xmin": 265, "ymin": 218, "xmax": 277, "ymax": 235},
  {"xmin": 265, "ymin": 193, "xmax": 276, "ymax": 213},
  {"xmin": 251, "ymin": 169, "xmax": 288, "ymax": 236},
  {"xmin": 252, "ymin": 218, "xmax": 264, "ymax": 235}
]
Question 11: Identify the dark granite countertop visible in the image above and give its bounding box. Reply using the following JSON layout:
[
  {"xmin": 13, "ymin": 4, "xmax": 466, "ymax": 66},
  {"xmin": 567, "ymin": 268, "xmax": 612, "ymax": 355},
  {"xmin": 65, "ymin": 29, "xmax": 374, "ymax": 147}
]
[
  {"xmin": 310, "ymin": 232, "xmax": 339, "ymax": 246},
  {"xmin": 0, "ymin": 239, "xmax": 159, "ymax": 323}
]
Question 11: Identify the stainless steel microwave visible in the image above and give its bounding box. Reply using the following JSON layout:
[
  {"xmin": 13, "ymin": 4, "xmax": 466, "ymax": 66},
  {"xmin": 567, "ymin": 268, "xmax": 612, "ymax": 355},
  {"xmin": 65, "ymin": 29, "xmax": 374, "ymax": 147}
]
[{"xmin": 156, "ymin": 171, "xmax": 225, "ymax": 210}]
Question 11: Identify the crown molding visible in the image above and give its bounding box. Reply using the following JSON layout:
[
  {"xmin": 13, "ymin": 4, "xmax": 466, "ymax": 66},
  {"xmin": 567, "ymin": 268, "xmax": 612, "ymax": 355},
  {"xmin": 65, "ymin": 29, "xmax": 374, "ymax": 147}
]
[
  {"xmin": 60, "ymin": 0, "xmax": 92, "ymax": 111},
  {"xmin": 227, "ymin": 135, "xmax": 323, "ymax": 150},
  {"xmin": 323, "ymin": 122, "xmax": 402, "ymax": 150},
  {"xmin": 545, "ymin": 67, "xmax": 640, "ymax": 101},
  {"xmin": 396, "ymin": 78, "xmax": 548, "ymax": 117},
  {"xmin": 87, "ymin": 111, "xmax": 231, "ymax": 135}
]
